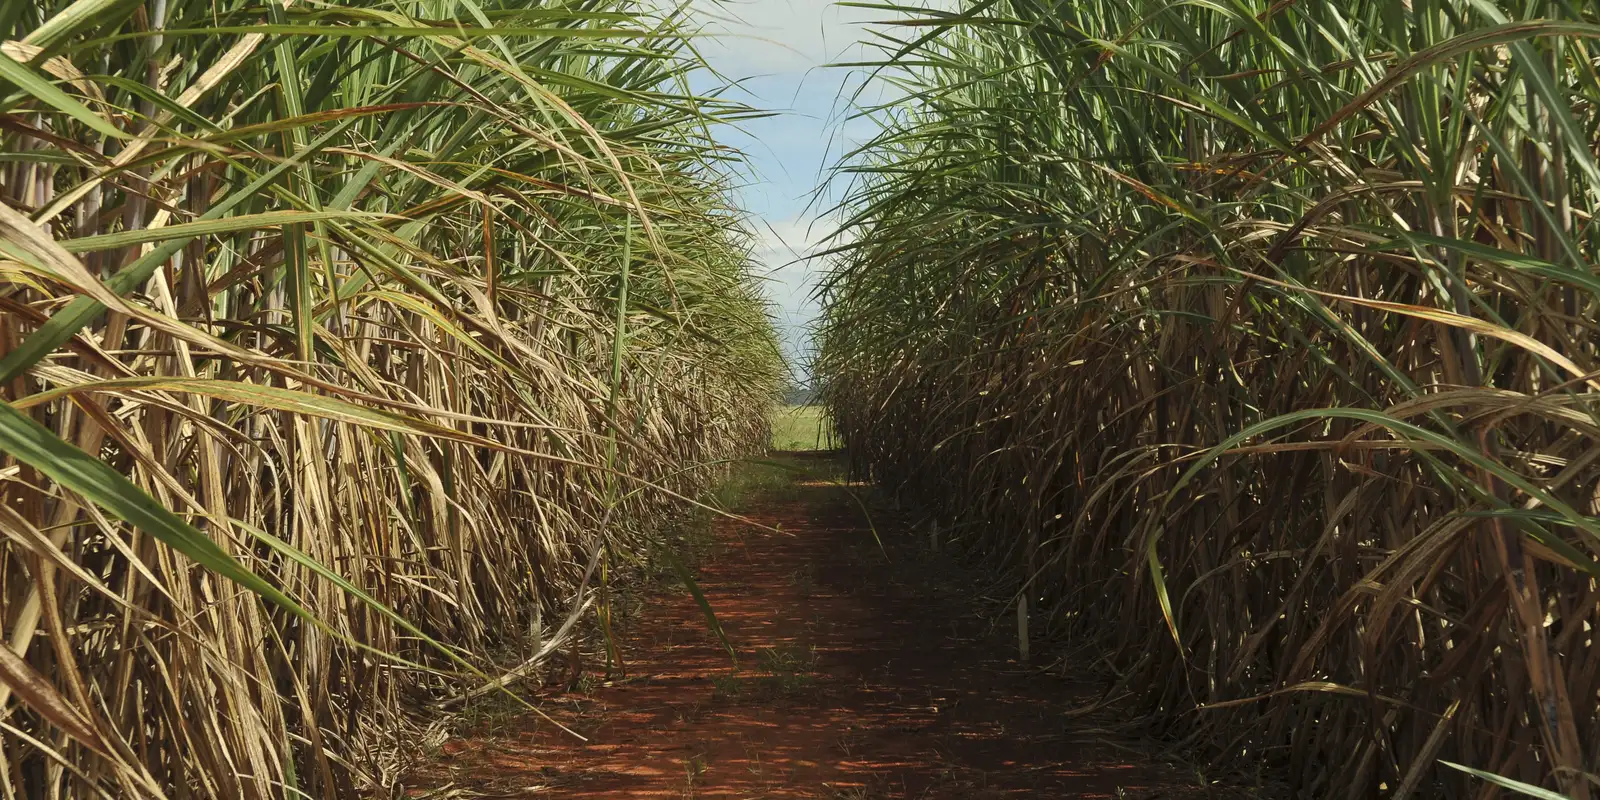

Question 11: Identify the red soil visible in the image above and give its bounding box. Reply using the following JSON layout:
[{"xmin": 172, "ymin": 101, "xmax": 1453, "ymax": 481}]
[{"xmin": 407, "ymin": 455, "xmax": 1217, "ymax": 799}]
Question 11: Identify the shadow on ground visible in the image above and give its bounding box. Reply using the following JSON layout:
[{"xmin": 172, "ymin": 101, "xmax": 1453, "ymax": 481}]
[{"xmin": 405, "ymin": 451, "xmax": 1217, "ymax": 799}]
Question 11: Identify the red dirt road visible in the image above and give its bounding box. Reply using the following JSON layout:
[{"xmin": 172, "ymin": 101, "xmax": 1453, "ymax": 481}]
[{"xmin": 409, "ymin": 455, "xmax": 1215, "ymax": 798}]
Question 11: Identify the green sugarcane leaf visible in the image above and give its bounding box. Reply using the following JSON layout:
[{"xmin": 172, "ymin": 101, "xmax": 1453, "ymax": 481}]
[
  {"xmin": 0, "ymin": 50, "xmax": 125, "ymax": 140},
  {"xmin": 0, "ymin": 399, "xmax": 305, "ymax": 621},
  {"xmin": 1439, "ymin": 761, "xmax": 1574, "ymax": 800},
  {"xmin": 59, "ymin": 210, "xmax": 381, "ymax": 253}
]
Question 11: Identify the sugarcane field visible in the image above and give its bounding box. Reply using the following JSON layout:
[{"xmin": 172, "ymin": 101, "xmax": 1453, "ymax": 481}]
[{"xmin": 3, "ymin": 0, "xmax": 1600, "ymax": 797}]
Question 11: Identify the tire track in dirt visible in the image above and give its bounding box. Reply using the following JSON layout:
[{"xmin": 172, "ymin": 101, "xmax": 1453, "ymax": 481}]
[{"xmin": 408, "ymin": 453, "xmax": 1219, "ymax": 798}]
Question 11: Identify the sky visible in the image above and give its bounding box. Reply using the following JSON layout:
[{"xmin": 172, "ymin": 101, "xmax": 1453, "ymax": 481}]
[{"xmin": 681, "ymin": 0, "xmax": 895, "ymax": 380}]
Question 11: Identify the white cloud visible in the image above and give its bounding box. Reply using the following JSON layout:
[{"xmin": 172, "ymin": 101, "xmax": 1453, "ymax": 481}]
[
  {"xmin": 646, "ymin": 0, "xmax": 934, "ymax": 371},
  {"xmin": 748, "ymin": 214, "xmax": 856, "ymax": 368},
  {"xmin": 693, "ymin": 0, "xmax": 882, "ymax": 76},
  {"xmin": 679, "ymin": 0, "xmax": 882, "ymax": 371}
]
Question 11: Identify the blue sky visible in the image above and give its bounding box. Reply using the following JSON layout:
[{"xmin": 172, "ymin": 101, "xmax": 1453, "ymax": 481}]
[{"xmin": 683, "ymin": 0, "xmax": 892, "ymax": 377}]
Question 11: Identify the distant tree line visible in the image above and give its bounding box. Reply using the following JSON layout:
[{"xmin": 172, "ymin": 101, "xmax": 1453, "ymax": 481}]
[{"xmin": 784, "ymin": 386, "xmax": 817, "ymax": 406}]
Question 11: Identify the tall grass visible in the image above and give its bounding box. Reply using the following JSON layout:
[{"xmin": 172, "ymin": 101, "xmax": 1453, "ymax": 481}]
[
  {"xmin": 819, "ymin": 1, "xmax": 1600, "ymax": 795},
  {"xmin": 0, "ymin": 1, "xmax": 780, "ymax": 796}
]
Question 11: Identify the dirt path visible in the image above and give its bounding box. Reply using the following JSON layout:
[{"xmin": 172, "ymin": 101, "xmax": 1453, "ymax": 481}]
[{"xmin": 409, "ymin": 454, "xmax": 1215, "ymax": 799}]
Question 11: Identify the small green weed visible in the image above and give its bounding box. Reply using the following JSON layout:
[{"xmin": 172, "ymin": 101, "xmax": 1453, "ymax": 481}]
[
  {"xmin": 759, "ymin": 644, "xmax": 817, "ymax": 674},
  {"xmin": 790, "ymin": 564, "xmax": 817, "ymax": 598},
  {"xmin": 711, "ymin": 644, "xmax": 819, "ymax": 701}
]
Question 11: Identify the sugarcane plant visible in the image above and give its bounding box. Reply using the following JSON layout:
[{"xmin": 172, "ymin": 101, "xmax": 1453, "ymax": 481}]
[
  {"xmin": 0, "ymin": 0, "xmax": 781, "ymax": 797},
  {"xmin": 819, "ymin": 0, "xmax": 1600, "ymax": 795}
]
